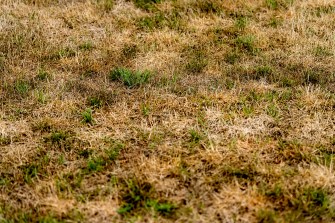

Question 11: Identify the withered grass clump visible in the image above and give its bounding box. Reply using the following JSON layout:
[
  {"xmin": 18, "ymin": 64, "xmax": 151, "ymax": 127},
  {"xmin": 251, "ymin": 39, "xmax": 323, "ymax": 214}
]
[{"xmin": 0, "ymin": 0, "xmax": 334, "ymax": 222}]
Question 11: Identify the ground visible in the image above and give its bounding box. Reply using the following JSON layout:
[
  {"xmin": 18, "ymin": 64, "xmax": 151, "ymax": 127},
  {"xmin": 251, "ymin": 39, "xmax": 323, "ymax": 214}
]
[{"xmin": 0, "ymin": 0, "xmax": 334, "ymax": 222}]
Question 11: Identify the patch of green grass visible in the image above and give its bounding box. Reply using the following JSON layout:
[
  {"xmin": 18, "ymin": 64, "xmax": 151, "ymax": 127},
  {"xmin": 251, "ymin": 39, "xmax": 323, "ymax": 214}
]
[
  {"xmin": 86, "ymin": 156, "xmax": 106, "ymax": 172},
  {"xmin": 255, "ymin": 65, "xmax": 273, "ymax": 80},
  {"xmin": 138, "ymin": 11, "xmax": 183, "ymax": 31},
  {"xmin": 315, "ymin": 146, "xmax": 335, "ymax": 168},
  {"xmin": 265, "ymin": 0, "xmax": 279, "ymax": 10},
  {"xmin": 57, "ymin": 47, "xmax": 76, "ymax": 59},
  {"xmin": 122, "ymin": 44, "xmax": 138, "ymax": 60},
  {"xmin": 266, "ymin": 104, "xmax": 279, "ymax": 118},
  {"xmin": 304, "ymin": 70, "xmax": 321, "ymax": 85},
  {"xmin": 189, "ymin": 129, "xmax": 203, "ymax": 145},
  {"xmin": 43, "ymin": 130, "xmax": 79, "ymax": 151},
  {"xmin": 265, "ymin": 0, "xmax": 293, "ymax": 10},
  {"xmin": 45, "ymin": 131, "xmax": 68, "ymax": 144},
  {"xmin": 15, "ymin": 79, "xmax": 30, "ymax": 96},
  {"xmin": 22, "ymin": 164, "xmax": 39, "ymax": 184},
  {"xmin": 185, "ymin": 48, "xmax": 208, "ymax": 74},
  {"xmin": 146, "ymin": 200, "xmax": 177, "ymax": 217},
  {"xmin": 35, "ymin": 89, "xmax": 47, "ymax": 104},
  {"xmin": 235, "ymin": 16, "xmax": 247, "ymax": 30},
  {"xmin": 99, "ymin": 0, "xmax": 114, "ymax": 11},
  {"xmin": 21, "ymin": 151, "xmax": 51, "ymax": 183},
  {"xmin": 279, "ymin": 77, "xmax": 295, "ymax": 87},
  {"xmin": 224, "ymin": 51, "xmax": 241, "ymax": 64},
  {"xmin": 138, "ymin": 13, "xmax": 165, "ymax": 30},
  {"xmin": 235, "ymin": 35, "xmax": 258, "ymax": 54},
  {"xmin": 110, "ymin": 67, "xmax": 151, "ymax": 88},
  {"xmin": 0, "ymin": 178, "xmax": 10, "ymax": 189},
  {"xmin": 78, "ymin": 148, "xmax": 93, "ymax": 159},
  {"xmin": 117, "ymin": 179, "xmax": 153, "ymax": 215},
  {"xmin": 87, "ymin": 97, "xmax": 102, "ymax": 108},
  {"xmin": 314, "ymin": 5, "xmax": 335, "ymax": 17},
  {"xmin": 141, "ymin": 103, "xmax": 150, "ymax": 117},
  {"xmin": 313, "ymin": 45, "xmax": 332, "ymax": 57},
  {"xmin": 242, "ymin": 104, "xmax": 254, "ymax": 117},
  {"xmin": 269, "ymin": 17, "xmax": 282, "ymax": 28},
  {"xmin": 36, "ymin": 69, "xmax": 50, "ymax": 81},
  {"xmin": 31, "ymin": 119, "xmax": 53, "ymax": 133},
  {"xmin": 132, "ymin": 0, "xmax": 162, "ymax": 11},
  {"xmin": 105, "ymin": 142, "xmax": 124, "ymax": 161},
  {"xmin": 257, "ymin": 209, "xmax": 278, "ymax": 223},
  {"xmin": 277, "ymin": 140, "xmax": 312, "ymax": 165},
  {"xmin": 194, "ymin": 0, "xmax": 222, "ymax": 14},
  {"xmin": 0, "ymin": 135, "xmax": 11, "ymax": 146},
  {"xmin": 56, "ymin": 173, "xmax": 83, "ymax": 194},
  {"xmin": 78, "ymin": 42, "xmax": 94, "ymax": 51},
  {"xmin": 81, "ymin": 108, "xmax": 94, "ymax": 124}
]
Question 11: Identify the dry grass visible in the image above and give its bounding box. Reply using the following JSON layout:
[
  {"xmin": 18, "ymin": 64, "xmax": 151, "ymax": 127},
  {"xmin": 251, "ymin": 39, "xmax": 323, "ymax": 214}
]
[{"xmin": 0, "ymin": 0, "xmax": 335, "ymax": 222}]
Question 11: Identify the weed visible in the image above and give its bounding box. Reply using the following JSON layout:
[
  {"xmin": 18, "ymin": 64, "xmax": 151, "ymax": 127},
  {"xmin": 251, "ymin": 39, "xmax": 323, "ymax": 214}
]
[
  {"xmin": 110, "ymin": 67, "xmax": 151, "ymax": 87},
  {"xmin": 81, "ymin": 108, "xmax": 94, "ymax": 124}
]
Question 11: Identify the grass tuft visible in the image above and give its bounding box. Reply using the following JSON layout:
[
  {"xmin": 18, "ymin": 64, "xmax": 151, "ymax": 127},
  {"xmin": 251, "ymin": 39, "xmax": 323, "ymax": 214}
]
[{"xmin": 110, "ymin": 67, "xmax": 151, "ymax": 87}]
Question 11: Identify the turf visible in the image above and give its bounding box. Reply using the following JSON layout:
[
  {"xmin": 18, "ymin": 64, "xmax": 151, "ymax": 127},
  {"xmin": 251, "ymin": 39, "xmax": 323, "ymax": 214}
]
[{"xmin": 0, "ymin": 0, "xmax": 334, "ymax": 222}]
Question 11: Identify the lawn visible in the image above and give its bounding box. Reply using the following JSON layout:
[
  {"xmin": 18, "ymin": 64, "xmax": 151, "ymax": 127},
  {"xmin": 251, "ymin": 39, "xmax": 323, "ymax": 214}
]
[{"xmin": 0, "ymin": 0, "xmax": 334, "ymax": 222}]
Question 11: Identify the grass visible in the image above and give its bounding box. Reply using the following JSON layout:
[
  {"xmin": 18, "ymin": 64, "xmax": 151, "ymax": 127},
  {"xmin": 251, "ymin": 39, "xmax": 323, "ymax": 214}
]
[
  {"xmin": 110, "ymin": 67, "xmax": 151, "ymax": 87},
  {"xmin": 81, "ymin": 108, "xmax": 94, "ymax": 124},
  {"xmin": 1, "ymin": 0, "xmax": 335, "ymax": 222}
]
